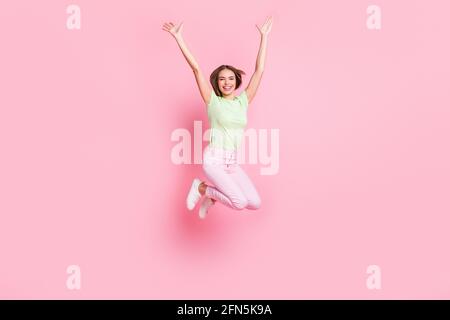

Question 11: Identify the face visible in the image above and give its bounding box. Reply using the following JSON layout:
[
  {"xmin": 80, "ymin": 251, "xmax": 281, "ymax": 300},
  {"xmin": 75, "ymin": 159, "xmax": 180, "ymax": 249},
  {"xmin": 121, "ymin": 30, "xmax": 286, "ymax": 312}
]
[{"xmin": 217, "ymin": 69, "xmax": 236, "ymax": 96}]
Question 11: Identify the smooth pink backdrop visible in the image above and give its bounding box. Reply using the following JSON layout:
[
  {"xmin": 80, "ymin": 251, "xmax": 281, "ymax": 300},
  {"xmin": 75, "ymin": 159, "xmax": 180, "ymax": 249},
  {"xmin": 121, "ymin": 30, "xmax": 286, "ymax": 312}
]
[{"xmin": 0, "ymin": 0, "xmax": 449, "ymax": 299}]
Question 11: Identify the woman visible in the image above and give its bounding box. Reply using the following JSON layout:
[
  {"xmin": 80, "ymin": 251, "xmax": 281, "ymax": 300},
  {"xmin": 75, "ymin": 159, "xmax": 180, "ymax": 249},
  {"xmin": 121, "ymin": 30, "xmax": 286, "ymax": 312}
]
[{"xmin": 162, "ymin": 17, "xmax": 273, "ymax": 219}]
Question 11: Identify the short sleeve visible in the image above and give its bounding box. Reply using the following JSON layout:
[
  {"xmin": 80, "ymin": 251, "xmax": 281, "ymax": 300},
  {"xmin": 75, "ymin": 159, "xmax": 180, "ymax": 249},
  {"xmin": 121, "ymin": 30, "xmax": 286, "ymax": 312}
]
[
  {"xmin": 238, "ymin": 90, "xmax": 249, "ymax": 108},
  {"xmin": 207, "ymin": 89, "xmax": 220, "ymax": 108}
]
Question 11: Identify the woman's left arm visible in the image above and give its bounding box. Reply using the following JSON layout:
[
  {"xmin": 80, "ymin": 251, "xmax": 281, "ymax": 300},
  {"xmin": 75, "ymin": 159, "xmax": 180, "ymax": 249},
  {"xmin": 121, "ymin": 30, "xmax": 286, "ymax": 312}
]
[{"xmin": 246, "ymin": 16, "xmax": 273, "ymax": 104}]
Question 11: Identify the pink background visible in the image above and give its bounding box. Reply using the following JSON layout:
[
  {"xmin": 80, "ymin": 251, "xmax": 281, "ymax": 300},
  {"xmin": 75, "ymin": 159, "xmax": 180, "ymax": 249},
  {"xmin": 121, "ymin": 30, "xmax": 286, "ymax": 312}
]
[{"xmin": 1, "ymin": 0, "xmax": 449, "ymax": 299}]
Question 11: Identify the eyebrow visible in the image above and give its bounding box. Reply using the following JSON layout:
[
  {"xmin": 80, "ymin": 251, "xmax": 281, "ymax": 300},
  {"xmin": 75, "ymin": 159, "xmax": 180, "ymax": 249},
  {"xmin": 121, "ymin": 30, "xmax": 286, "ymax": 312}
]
[{"xmin": 218, "ymin": 76, "xmax": 235, "ymax": 78}]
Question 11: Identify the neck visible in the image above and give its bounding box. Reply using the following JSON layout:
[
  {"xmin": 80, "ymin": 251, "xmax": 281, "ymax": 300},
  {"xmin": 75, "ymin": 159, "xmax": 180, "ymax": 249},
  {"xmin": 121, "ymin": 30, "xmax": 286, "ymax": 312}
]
[{"xmin": 221, "ymin": 93, "xmax": 235, "ymax": 100}]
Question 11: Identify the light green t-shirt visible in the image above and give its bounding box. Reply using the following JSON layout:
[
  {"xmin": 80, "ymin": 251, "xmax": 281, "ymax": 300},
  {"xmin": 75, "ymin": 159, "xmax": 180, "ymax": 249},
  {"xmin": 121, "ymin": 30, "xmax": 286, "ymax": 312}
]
[{"xmin": 207, "ymin": 89, "xmax": 249, "ymax": 151}]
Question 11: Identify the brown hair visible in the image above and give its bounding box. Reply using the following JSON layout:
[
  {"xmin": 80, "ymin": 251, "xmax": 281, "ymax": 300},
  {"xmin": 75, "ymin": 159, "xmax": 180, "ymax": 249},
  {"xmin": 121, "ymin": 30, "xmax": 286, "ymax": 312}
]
[{"xmin": 210, "ymin": 65, "xmax": 246, "ymax": 97}]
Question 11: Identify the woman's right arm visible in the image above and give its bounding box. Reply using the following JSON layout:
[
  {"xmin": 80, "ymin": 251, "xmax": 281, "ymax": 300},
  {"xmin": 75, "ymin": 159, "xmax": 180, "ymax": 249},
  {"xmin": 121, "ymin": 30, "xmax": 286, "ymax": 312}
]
[{"xmin": 162, "ymin": 22, "xmax": 212, "ymax": 105}]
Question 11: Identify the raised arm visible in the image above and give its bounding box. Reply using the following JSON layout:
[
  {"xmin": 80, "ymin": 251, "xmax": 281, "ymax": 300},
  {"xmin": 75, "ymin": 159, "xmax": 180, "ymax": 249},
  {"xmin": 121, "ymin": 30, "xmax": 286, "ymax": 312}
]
[
  {"xmin": 245, "ymin": 16, "xmax": 273, "ymax": 104},
  {"xmin": 162, "ymin": 21, "xmax": 212, "ymax": 106}
]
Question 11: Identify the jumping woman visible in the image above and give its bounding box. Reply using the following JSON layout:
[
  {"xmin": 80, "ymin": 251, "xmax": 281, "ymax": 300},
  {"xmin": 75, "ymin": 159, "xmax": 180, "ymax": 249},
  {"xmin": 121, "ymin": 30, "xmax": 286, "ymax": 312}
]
[{"xmin": 162, "ymin": 16, "xmax": 273, "ymax": 219}]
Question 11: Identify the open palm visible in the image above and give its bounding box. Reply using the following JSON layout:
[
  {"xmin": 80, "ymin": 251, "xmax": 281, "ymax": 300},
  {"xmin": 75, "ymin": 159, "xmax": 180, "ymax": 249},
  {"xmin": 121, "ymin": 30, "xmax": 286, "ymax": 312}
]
[
  {"xmin": 256, "ymin": 16, "xmax": 273, "ymax": 36},
  {"xmin": 162, "ymin": 21, "xmax": 184, "ymax": 38}
]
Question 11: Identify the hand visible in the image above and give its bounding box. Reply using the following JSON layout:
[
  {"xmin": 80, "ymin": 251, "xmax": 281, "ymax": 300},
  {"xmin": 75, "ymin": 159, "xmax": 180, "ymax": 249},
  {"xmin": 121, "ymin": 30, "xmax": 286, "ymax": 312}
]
[
  {"xmin": 162, "ymin": 21, "xmax": 184, "ymax": 39},
  {"xmin": 256, "ymin": 16, "xmax": 273, "ymax": 36}
]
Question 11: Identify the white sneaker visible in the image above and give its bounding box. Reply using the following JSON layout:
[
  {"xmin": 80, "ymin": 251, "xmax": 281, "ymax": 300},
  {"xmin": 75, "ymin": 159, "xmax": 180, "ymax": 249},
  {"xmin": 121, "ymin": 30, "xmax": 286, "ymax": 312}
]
[
  {"xmin": 199, "ymin": 197, "xmax": 215, "ymax": 219},
  {"xmin": 186, "ymin": 178, "xmax": 202, "ymax": 210}
]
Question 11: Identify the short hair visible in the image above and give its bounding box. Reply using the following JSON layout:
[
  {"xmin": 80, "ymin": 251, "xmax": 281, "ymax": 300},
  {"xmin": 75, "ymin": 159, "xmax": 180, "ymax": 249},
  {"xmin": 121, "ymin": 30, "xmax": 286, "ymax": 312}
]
[{"xmin": 210, "ymin": 65, "xmax": 246, "ymax": 97}]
